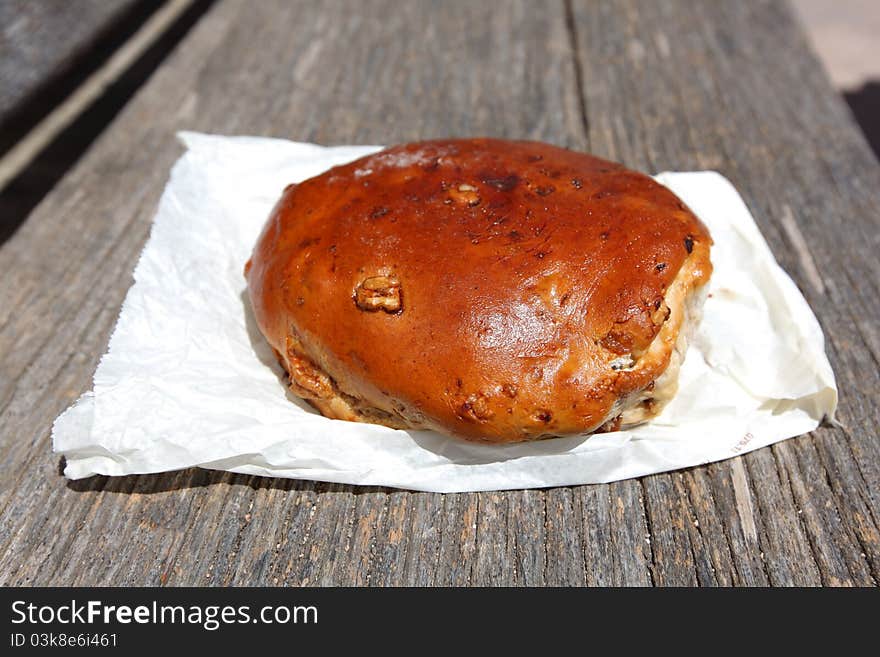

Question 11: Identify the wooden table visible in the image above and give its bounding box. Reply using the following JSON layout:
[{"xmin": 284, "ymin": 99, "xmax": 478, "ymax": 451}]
[
  {"xmin": 1, "ymin": 0, "xmax": 878, "ymax": 586},
  {"xmin": 0, "ymin": 0, "xmax": 146, "ymax": 129}
]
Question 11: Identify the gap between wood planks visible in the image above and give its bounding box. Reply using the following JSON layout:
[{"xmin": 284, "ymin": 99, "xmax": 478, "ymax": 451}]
[
  {"xmin": 0, "ymin": 0, "xmax": 215, "ymax": 245},
  {"xmin": 563, "ymin": 0, "xmax": 591, "ymax": 145}
]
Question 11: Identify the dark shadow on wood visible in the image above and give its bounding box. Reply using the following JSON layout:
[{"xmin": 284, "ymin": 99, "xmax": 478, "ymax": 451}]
[
  {"xmin": 0, "ymin": 0, "xmax": 217, "ymax": 247},
  {"xmin": 63, "ymin": 462, "xmax": 401, "ymax": 497},
  {"xmin": 0, "ymin": 0, "xmax": 161, "ymax": 158},
  {"xmin": 844, "ymin": 81, "xmax": 880, "ymax": 162}
]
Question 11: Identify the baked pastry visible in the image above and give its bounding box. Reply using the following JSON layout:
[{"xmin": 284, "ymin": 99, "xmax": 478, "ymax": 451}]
[{"xmin": 245, "ymin": 138, "xmax": 712, "ymax": 443}]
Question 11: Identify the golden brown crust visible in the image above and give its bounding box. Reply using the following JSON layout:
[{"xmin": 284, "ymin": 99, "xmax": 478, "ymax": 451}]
[{"xmin": 245, "ymin": 138, "xmax": 712, "ymax": 442}]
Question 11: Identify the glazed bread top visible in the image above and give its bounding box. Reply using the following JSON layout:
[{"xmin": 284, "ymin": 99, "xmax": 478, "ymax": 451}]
[{"xmin": 246, "ymin": 138, "xmax": 712, "ymax": 442}]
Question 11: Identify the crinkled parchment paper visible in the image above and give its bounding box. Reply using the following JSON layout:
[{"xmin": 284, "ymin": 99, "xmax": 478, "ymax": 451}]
[{"xmin": 52, "ymin": 133, "xmax": 837, "ymax": 492}]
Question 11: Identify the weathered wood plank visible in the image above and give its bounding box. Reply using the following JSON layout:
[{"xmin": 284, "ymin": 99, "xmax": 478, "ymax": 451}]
[
  {"xmin": 0, "ymin": 0, "xmax": 877, "ymax": 587},
  {"xmin": 396, "ymin": 492, "xmax": 444, "ymax": 586},
  {"xmin": 544, "ymin": 488, "xmax": 586, "ymax": 585},
  {"xmin": 642, "ymin": 475, "xmax": 700, "ymax": 586},
  {"xmin": 704, "ymin": 460, "xmax": 771, "ymax": 586},
  {"xmin": 472, "ymin": 491, "xmax": 516, "ymax": 586},
  {"xmin": 508, "ymin": 490, "xmax": 547, "ymax": 586},
  {"xmin": 369, "ymin": 490, "xmax": 413, "ymax": 586},
  {"xmin": 604, "ymin": 481, "xmax": 653, "ymax": 585},
  {"xmin": 675, "ymin": 469, "xmax": 737, "ymax": 586},
  {"xmin": 779, "ymin": 439, "xmax": 873, "ymax": 585},
  {"xmin": 0, "ymin": 0, "xmax": 147, "ymax": 128}
]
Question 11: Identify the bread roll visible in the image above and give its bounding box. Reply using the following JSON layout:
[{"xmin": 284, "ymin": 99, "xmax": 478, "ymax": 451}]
[{"xmin": 245, "ymin": 139, "xmax": 712, "ymax": 443}]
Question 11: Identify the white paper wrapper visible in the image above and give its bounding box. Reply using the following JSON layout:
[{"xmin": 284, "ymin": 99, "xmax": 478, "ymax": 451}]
[{"xmin": 52, "ymin": 132, "xmax": 837, "ymax": 492}]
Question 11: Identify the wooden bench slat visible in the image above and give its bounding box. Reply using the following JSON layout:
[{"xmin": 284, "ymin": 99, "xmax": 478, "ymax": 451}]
[{"xmin": 0, "ymin": 0, "xmax": 148, "ymax": 131}]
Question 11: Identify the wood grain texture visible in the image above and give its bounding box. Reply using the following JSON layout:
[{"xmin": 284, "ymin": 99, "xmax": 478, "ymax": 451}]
[
  {"xmin": 0, "ymin": 0, "xmax": 877, "ymax": 586},
  {"xmin": 0, "ymin": 0, "xmax": 146, "ymax": 125}
]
